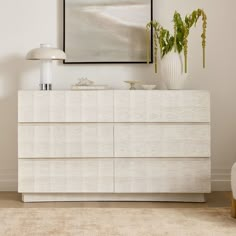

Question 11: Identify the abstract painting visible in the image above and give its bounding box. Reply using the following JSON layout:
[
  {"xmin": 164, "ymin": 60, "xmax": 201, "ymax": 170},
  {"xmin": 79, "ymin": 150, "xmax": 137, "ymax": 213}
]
[{"xmin": 63, "ymin": 0, "xmax": 153, "ymax": 63}]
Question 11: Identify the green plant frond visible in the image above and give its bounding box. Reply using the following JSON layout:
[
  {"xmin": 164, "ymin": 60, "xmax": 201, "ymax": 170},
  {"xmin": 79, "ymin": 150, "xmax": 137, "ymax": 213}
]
[{"xmin": 146, "ymin": 9, "xmax": 207, "ymax": 73}]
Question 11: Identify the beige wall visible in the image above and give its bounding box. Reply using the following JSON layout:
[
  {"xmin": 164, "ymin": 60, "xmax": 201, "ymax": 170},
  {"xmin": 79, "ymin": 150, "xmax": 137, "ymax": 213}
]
[{"xmin": 0, "ymin": 0, "xmax": 235, "ymax": 190}]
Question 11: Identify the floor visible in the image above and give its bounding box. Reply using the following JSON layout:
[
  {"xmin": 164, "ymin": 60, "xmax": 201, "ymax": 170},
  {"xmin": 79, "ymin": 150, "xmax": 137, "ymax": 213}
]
[{"xmin": 0, "ymin": 192, "xmax": 231, "ymax": 208}]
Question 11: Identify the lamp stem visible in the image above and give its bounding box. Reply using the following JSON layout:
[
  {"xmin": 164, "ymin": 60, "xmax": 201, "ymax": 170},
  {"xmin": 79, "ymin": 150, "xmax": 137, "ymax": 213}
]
[{"xmin": 40, "ymin": 60, "xmax": 52, "ymax": 90}]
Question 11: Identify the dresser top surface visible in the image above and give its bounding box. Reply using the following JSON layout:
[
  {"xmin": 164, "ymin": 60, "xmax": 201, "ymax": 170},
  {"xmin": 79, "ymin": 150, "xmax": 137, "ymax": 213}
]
[{"xmin": 18, "ymin": 90, "xmax": 210, "ymax": 93}]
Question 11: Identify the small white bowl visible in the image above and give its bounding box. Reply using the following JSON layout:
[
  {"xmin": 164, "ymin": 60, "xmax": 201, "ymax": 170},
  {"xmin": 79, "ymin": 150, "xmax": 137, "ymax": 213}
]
[{"xmin": 142, "ymin": 85, "xmax": 157, "ymax": 90}]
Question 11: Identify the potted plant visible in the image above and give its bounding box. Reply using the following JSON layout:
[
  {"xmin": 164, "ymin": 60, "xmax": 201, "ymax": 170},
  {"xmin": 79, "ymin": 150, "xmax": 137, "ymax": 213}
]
[{"xmin": 146, "ymin": 9, "xmax": 207, "ymax": 89}]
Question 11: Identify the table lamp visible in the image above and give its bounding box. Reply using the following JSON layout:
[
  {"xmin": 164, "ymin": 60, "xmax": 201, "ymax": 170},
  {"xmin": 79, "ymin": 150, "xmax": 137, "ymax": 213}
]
[{"xmin": 26, "ymin": 44, "xmax": 66, "ymax": 90}]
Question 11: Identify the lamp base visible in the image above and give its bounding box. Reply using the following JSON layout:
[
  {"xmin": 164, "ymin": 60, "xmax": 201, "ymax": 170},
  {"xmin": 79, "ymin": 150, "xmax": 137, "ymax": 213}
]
[{"xmin": 40, "ymin": 84, "xmax": 52, "ymax": 91}]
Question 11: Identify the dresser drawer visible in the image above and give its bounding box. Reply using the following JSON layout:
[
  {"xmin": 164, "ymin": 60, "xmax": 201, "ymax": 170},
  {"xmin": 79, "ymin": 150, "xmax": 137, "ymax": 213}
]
[
  {"xmin": 115, "ymin": 158, "xmax": 211, "ymax": 193},
  {"xmin": 18, "ymin": 159, "xmax": 114, "ymax": 193},
  {"xmin": 18, "ymin": 124, "xmax": 113, "ymax": 158},
  {"xmin": 18, "ymin": 91, "xmax": 113, "ymax": 122},
  {"xmin": 114, "ymin": 124, "xmax": 210, "ymax": 158},
  {"xmin": 114, "ymin": 91, "xmax": 210, "ymax": 122}
]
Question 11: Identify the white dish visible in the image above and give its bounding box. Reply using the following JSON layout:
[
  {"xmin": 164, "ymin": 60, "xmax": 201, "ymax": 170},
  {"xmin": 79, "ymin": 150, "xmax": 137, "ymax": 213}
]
[{"xmin": 142, "ymin": 85, "xmax": 157, "ymax": 90}]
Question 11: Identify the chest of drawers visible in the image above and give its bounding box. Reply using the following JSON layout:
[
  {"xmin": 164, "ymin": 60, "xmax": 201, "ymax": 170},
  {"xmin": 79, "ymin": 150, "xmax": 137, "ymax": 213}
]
[{"xmin": 18, "ymin": 90, "xmax": 211, "ymax": 202}]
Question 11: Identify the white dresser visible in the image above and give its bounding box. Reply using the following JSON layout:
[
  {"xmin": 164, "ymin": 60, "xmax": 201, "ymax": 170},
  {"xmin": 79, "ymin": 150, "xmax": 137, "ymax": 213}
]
[{"xmin": 18, "ymin": 90, "xmax": 211, "ymax": 202}]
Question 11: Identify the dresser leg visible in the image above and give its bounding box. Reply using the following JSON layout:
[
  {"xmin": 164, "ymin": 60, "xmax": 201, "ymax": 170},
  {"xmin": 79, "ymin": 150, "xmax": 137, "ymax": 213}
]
[{"xmin": 231, "ymin": 194, "xmax": 236, "ymax": 218}]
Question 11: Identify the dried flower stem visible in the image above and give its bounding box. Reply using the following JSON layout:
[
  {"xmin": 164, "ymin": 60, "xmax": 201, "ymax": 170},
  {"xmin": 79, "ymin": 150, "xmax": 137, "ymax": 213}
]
[
  {"xmin": 174, "ymin": 23, "xmax": 177, "ymax": 52},
  {"xmin": 154, "ymin": 28, "xmax": 158, "ymax": 73},
  {"xmin": 200, "ymin": 10, "xmax": 207, "ymax": 68},
  {"xmin": 184, "ymin": 28, "xmax": 189, "ymax": 73}
]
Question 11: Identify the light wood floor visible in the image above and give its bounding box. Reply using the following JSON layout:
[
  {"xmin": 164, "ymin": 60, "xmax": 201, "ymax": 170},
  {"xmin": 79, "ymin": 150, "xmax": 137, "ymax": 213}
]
[{"xmin": 0, "ymin": 192, "xmax": 231, "ymax": 208}]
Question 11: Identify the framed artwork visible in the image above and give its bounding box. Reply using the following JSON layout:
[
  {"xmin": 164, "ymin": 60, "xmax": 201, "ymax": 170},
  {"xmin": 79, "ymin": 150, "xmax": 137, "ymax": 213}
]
[{"xmin": 63, "ymin": 0, "xmax": 153, "ymax": 64}]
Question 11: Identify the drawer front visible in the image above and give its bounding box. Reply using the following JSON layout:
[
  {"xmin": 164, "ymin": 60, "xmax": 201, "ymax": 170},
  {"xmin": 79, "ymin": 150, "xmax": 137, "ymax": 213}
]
[
  {"xmin": 114, "ymin": 124, "xmax": 210, "ymax": 158},
  {"xmin": 114, "ymin": 91, "xmax": 210, "ymax": 122},
  {"xmin": 18, "ymin": 159, "xmax": 114, "ymax": 193},
  {"xmin": 18, "ymin": 91, "xmax": 113, "ymax": 122},
  {"xmin": 19, "ymin": 124, "xmax": 113, "ymax": 158},
  {"xmin": 115, "ymin": 158, "xmax": 211, "ymax": 193}
]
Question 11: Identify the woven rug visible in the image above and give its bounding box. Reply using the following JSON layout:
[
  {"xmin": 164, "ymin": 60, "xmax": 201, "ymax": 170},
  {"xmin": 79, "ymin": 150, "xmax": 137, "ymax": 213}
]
[{"xmin": 0, "ymin": 208, "xmax": 235, "ymax": 236}]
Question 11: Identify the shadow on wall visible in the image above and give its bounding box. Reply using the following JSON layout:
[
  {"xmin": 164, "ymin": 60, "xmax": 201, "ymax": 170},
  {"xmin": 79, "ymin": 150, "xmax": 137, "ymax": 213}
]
[{"xmin": 0, "ymin": 55, "xmax": 36, "ymax": 171}]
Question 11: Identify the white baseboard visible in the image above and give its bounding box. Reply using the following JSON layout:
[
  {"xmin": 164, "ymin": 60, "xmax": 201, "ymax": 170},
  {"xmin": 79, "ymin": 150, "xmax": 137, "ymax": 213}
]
[
  {"xmin": 0, "ymin": 169, "xmax": 17, "ymax": 191},
  {"xmin": 0, "ymin": 169, "xmax": 232, "ymax": 192},
  {"xmin": 211, "ymin": 168, "xmax": 231, "ymax": 191},
  {"xmin": 211, "ymin": 180, "xmax": 231, "ymax": 191}
]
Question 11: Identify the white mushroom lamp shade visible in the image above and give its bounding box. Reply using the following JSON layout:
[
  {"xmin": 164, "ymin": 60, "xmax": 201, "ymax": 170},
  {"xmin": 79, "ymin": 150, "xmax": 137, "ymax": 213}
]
[{"xmin": 26, "ymin": 44, "xmax": 66, "ymax": 90}]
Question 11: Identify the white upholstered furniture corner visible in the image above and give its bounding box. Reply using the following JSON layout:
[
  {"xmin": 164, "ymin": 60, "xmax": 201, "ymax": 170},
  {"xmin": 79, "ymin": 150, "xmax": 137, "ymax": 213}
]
[
  {"xmin": 231, "ymin": 163, "xmax": 236, "ymax": 217},
  {"xmin": 18, "ymin": 90, "xmax": 211, "ymax": 202}
]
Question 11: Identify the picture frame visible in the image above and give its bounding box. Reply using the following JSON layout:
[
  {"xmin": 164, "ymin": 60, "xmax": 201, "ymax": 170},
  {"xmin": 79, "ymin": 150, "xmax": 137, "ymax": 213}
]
[{"xmin": 63, "ymin": 0, "xmax": 153, "ymax": 64}]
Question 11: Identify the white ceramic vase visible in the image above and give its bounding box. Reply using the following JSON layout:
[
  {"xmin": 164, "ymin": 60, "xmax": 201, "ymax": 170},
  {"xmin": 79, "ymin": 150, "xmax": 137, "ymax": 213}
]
[{"xmin": 160, "ymin": 52, "xmax": 188, "ymax": 90}]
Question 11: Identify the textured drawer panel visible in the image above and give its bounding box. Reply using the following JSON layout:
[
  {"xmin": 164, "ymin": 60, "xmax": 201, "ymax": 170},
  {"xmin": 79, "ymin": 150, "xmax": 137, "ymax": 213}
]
[
  {"xmin": 114, "ymin": 91, "xmax": 210, "ymax": 122},
  {"xmin": 18, "ymin": 159, "xmax": 114, "ymax": 193},
  {"xmin": 18, "ymin": 91, "xmax": 113, "ymax": 122},
  {"xmin": 115, "ymin": 158, "xmax": 211, "ymax": 193},
  {"xmin": 19, "ymin": 124, "xmax": 113, "ymax": 158},
  {"xmin": 114, "ymin": 124, "xmax": 210, "ymax": 157}
]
